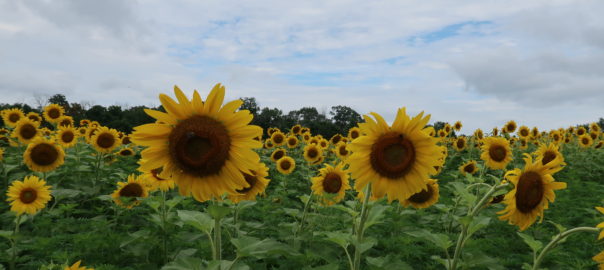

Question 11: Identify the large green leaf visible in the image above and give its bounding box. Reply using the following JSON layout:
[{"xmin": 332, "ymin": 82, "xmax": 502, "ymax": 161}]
[{"xmin": 177, "ymin": 210, "xmax": 214, "ymax": 234}]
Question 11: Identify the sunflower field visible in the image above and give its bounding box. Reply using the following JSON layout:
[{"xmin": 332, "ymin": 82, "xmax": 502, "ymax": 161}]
[{"xmin": 1, "ymin": 84, "xmax": 603, "ymax": 270}]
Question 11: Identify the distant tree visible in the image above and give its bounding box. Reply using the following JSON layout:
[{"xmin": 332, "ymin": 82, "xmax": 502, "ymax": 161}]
[
  {"xmin": 255, "ymin": 108, "xmax": 285, "ymax": 135},
  {"xmin": 329, "ymin": 105, "xmax": 363, "ymax": 135},
  {"xmin": 48, "ymin": 94, "xmax": 70, "ymax": 110},
  {"xmin": 86, "ymin": 105, "xmax": 109, "ymax": 123},
  {"xmin": 239, "ymin": 97, "xmax": 260, "ymax": 116}
]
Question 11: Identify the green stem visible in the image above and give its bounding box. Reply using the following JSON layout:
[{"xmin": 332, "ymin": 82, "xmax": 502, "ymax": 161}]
[
  {"xmin": 532, "ymin": 227, "xmax": 599, "ymax": 270},
  {"xmin": 205, "ymin": 231, "xmax": 216, "ymax": 261},
  {"xmin": 293, "ymin": 190, "xmax": 314, "ymax": 247},
  {"xmin": 353, "ymin": 184, "xmax": 372, "ymax": 270},
  {"xmin": 233, "ymin": 204, "xmax": 239, "ymax": 238},
  {"xmin": 160, "ymin": 191, "xmax": 168, "ymax": 265},
  {"xmin": 94, "ymin": 153, "xmax": 103, "ymax": 189},
  {"xmin": 213, "ymin": 215, "xmax": 222, "ymax": 261},
  {"xmin": 10, "ymin": 215, "xmax": 23, "ymax": 270}
]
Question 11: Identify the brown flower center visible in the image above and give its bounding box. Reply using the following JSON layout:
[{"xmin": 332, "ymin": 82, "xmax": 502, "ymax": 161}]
[
  {"xmin": 350, "ymin": 130, "xmax": 359, "ymax": 139},
  {"xmin": 578, "ymin": 129, "xmax": 585, "ymax": 135},
  {"xmin": 20, "ymin": 124, "xmax": 37, "ymax": 140},
  {"xmin": 272, "ymin": 149, "xmax": 285, "ymax": 160},
  {"xmin": 96, "ymin": 133, "xmax": 116, "ymax": 149},
  {"xmin": 122, "ymin": 136, "xmax": 131, "ymax": 145},
  {"xmin": 292, "ymin": 126, "xmax": 301, "ymax": 134},
  {"xmin": 463, "ymin": 163, "xmax": 475, "ymax": 174},
  {"xmin": 19, "ymin": 188, "xmax": 38, "ymax": 204},
  {"xmin": 582, "ymin": 137, "xmax": 589, "ymax": 145},
  {"xmin": 553, "ymin": 134, "xmax": 560, "ymax": 141},
  {"xmin": 9, "ymin": 113, "xmax": 20, "ymax": 123},
  {"xmin": 307, "ymin": 148, "xmax": 318, "ymax": 159},
  {"xmin": 322, "ymin": 172, "xmax": 342, "ymax": 194},
  {"xmin": 456, "ymin": 139, "xmax": 465, "ymax": 149},
  {"xmin": 520, "ymin": 129, "xmax": 529, "ymax": 137},
  {"xmin": 515, "ymin": 171, "xmax": 544, "ymax": 213},
  {"xmin": 287, "ymin": 137, "xmax": 297, "ymax": 147},
  {"xmin": 339, "ymin": 145, "xmax": 348, "ymax": 156},
  {"xmin": 237, "ymin": 172, "xmax": 257, "ymax": 194},
  {"xmin": 120, "ymin": 149, "xmax": 133, "ymax": 156},
  {"xmin": 331, "ymin": 134, "xmax": 342, "ymax": 144},
  {"xmin": 30, "ymin": 143, "xmax": 59, "ymax": 166},
  {"xmin": 59, "ymin": 119, "xmax": 71, "ymax": 127},
  {"xmin": 119, "ymin": 183, "xmax": 143, "ymax": 197},
  {"xmin": 61, "ymin": 131, "xmax": 75, "ymax": 143},
  {"xmin": 542, "ymin": 150, "xmax": 556, "ymax": 165},
  {"xmin": 272, "ymin": 134, "xmax": 284, "ymax": 144},
  {"xmin": 370, "ymin": 132, "xmax": 416, "ymax": 179},
  {"xmin": 169, "ymin": 115, "xmax": 230, "ymax": 177},
  {"xmin": 28, "ymin": 115, "xmax": 40, "ymax": 122},
  {"xmin": 488, "ymin": 145, "xmax": 507, "ymax": 162},
  {"xmin": 408, "ymin": 184, "xmax": 433, "ymax": 203},
  {"xmin": 506, "ymin": 123, "xmax": 516, "ymax": 132},
  {"xmin": 47, "ymin": 108, "xmax": 60, "ymax": 119},
  {"xmin": 279, "ymin": 159, "xmax": 291, "ymax": 171}
]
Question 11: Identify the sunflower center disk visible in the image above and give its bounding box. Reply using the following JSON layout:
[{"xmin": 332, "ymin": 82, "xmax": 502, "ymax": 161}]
[
  {"xmin": 351, "ymin": 131, "xmax": 359, "ymax": 139},
  {"xmin": 456, "ymin": 140, "xmax": 465, "ymax": 149},
  {"xmin": 307, "ymin": 148, "xmax": 318, "ymax": 158},
  {"xmin": 20, "ymin": 124, "xmax": 37, "ymax": 139},
  {"xmin": 542, "ymin": 151, "xmax": 556, "ymax": 165},
  {"xmin": 62, "ymin": 132, "xmax": 74, "ymax": 143},
  {"xmin": 273, "ymin": 150, "xmax": 284, "ymax": 160},
  {"xmin": 464, "ymin": 164, "xmax": 475, "ymax": 173},
  {"xmin": 237, "ymin": 173, "xmax": 257, "ymax": 194},
  {"xmin": 408, "ymin": 185, "xmax": 433, "ymax": 203},
  {"xmin": 280, "ymin": 160, "xmax": 291, "ymax": 170},
  {"xmin": 119, "ymin": 183, "xmax": 143, "ymax": 197},
  {"xmin": 48, "ymin": 109, "xmax": 60, "ymax": 119},
  {"xmin": 97, "ymin": 133, "xmax": 115, "ymax": 148},
  {"xmin": 20, "ymin": 188, "xmax": 38, "ymax": 204},
  {"xmin": 515, "ymin": 171, "xmax": 544, "ymax": 213},
  {"xmin": 489, "ymin": 145, "xmax": 507, "ymax": 162},
  {"xmin": 370, "ymin": 133, "xmax": 416, "ymax": 179},
  {"xmin": 339, "ymin": 146, "xmax": 348, "ymax": 156},
  {"xmin": 31, "ymin": 143, "xmax": 59, "ymax": 166},
  {"xmin": 9, "ymin": 113, "xmax": 20, "ymax": 122},
  {"xmin": 169, "ymin": 115, "xmax": 230, "ymax": 177},
  {"xmin": 322, "ymin": 173, "xmax": 342, "ymax": 194}
]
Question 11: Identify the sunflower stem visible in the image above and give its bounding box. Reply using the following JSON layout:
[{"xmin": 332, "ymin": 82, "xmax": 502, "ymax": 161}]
[
  {"xmin": 93, "ymin": 153, "xmax": 103, "ymax": 190},
  {"xmin": 160, "ymin": 190, "xmax": 168, "ymax": 265},
  {"xmin": 293, "ymin": 190, "xmax": 314, "ymax": 248},
  {"xmin": 213, "ymin": 215, "xmax": 222, "ymax": 261},
  {"xmin": 10, "ymin": 215, "xmax": 23, "ymax": 270},
  {"xmin": 353, "ymin": 184, "xmax": 371, "ymax": 270},
  {"xmin": 532, "ymin": 226, "xmax": 599, "ymax": 270}
]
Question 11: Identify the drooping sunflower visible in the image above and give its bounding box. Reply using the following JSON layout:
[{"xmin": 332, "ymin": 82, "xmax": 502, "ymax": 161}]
[
  {"xmin": 311, "ymin": 162, "xmax": 351, "ymax": 205},
  {"xmin": 271, "ymin": 131, "xmax": 286, "ymax": 147},
  {"xmin": 480, "ymin": 137, "xmax": 513, "ymax": 170},
  {"xmin": 453, "ymin": 137, "xmax": 467, "ymax": 152},
  {"xmin": 85, "ymin": 126, "xmax": 99, "ymax": 143},
  {"xmin": 6, "ymin": 175, "xmax": 52, "ymax": 215},
  {"xmin": 291, "ymin": 124, "xmax": 302, "ymax": 135},
  {"xmin": 131, "ymin": 84, "xmax": 262, "ymax": 202},
  {"xmin": 459, "ymin": 160, "xmax": 478, "ymax": 176},
  {"xmin": 595, "ymin": 140, "xmax": 604, "ymax": 149},
  {"xmin": 24, "ymin": 137, "xmax": 65, "ymax": 172},
  {"xmin": 80, "ymin": 119, "xmax": 91, "ymax": 126},
  {"xmin": 533, "ymin": 143, "xmax": 565, "ymax": 168},
  {"xmin": 26, "ymin": 112, "xmax": 42, "ymax": 123},
  {"xmin": 300, "ymin": 127, "xmax": 310, "ymax": 134},
  {"xmin": 518, "ymin": 126, "xmax": 530, "ymax": 138},
  {"xmin": 276, "ymin": 156, "xmax": 295, "ymax": 174},
  {"xmin": 56, "ymin": 126, "xmax": 78, "ymax": 148},
  {"xmin": 453, "ymin": 121, "xmax": 462, "ymax": 131},
  {"xmin": 57, "ymin": 116, "xmax": 74, "ymax": 128},
  {"xmin": 11, "ymin": 118, "xmax": 40, "ymax": 144},
  {"xmin": 334, "ymin": 142, "xmax": 350, "ymax": 160},
  {"xmin": 140, "ymin": 166, "xmax": 175, "ymax": 192},
  {"xmin": 590, "ymin": 131, "xmax": 600, "ymax": 141},
  {"xmin": 112, "ymin": 174, "xmax": 149, "ymax": 209},
  {"xmin": 65, "ymin": 260, "xmax": 94, "ymax": 270},
  {"xmin": 43, "ymin": 104, "xmax": 64, "ymax": 124},
  {"xmin": 474, "ymin": 129, "xmax": 484, "ymax": 140},
  {"xmin": 401, "ymin": 179, "xmax": 439, "ymax": 209},
  {"xmin": 330, "ymin": 134, "xmax": 343, "ymax": 145},
  {"xmin": 228, "ymin": 162, "xmax": 270, "ymax": 203},
  {"xmin": 118, "ymin": 147, "xmax": 135, "ymax": 157},
  {"xmin": 347, "ymin": 108, "xmax": 442, "ymax": 202},
  {"xmin": 303, "ymin": 143, "xmax": 323, "ymax": 163},
  {"xmin": 270, "ymin": 148, "xmax": 286, "ymax": 162},
  {"xmin": 497, "ymin": 154, "xmax": 566, "ymax": 231},
  {"xmin": 579, "ymin": 135, "xmax": 593, "ymax": 148},
  {"xmin": 503, "ymin": 120, "xmax": 517, "ymax": 133},
  {"xmin": 348, "ymin": 127, "xmax": 361, "ymax": 140},
  {"xmin": 308, "ymin": 137, "xmax": 320, "ymax": 145},
  {"xmin": 91, "ymin": 126, "xmax": 121, "ymax": 153},
  {"xmin": 2, "ymin": 108, "xmax": 25, "ymax": 127},
  {"xmin": 286, "ymin": 135, "xmax": 299, "ymax": 148}
]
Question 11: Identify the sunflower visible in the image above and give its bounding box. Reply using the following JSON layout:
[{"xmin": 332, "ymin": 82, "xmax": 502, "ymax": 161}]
[
  {"xmin": 286, "ymin": 135, "xmax": 299, "ymax": 148},
  {"xmin": 519, "ymin": 138, "xmax": 529, "ymax": 150},
  {"xmin": 11, "ymin": 118, "xmax": 40, "ymax": 144},
  {"xmin": 43, "ymin": 104, "xmax": 64, "ymax": 124},
  {"xmin": 504, "ymin": 120, "xmax": 517, "ymax": 133},
  {"xmin": 0, "ymin": 147, "xmax": 4, "ymax": 162},
  {"xmin": 347, "ymin": 108, "xmax": 442, "ymax": 202},
  {"xmin": 309, "ymin": 137, "xmax": 320, "ymax": 145},
  {"xmin": 302, "ymin": 133, "xmax": 312, "ymax": 143},
  {"xmin": 89, "ymin": 121, "xmax": 100, "ymax": 128},
  {"xmin": 270, "ymin": 131, "xmax": 286, "ymax": 147},
  {"xmin": 437, "ymin": 129, "xmax": 447, "ymax": 138},
  {"xmin": 492, "ymin": 127, "xmax": 499, "ymax": 136},
  {"xmin": 76, "ymin": 127, "xmax": 87, "ymax": 137},
  {"xmin": 229, "ymin": 162, "xmax": 270, "ymax": 203},
  {"xmin": 591, "ymin": 123, "xmax": 601, "ymax": 133},
  {"xmin": 267, "ymin": 127, "xmax": 278, "ymax": 137},
  {"xmin": 121, "ymin": 135, "xmax": 131, "ymax": 145},
  {"xmin": 330, "ymin": 134, "xmax": 343, "ymax": 145},
  {"xmin": 480, "ymin": 137, "xmax": 513, "ymax": 170},
  {"xmin": 270, "ymin": 148, "xmax": 286, "ymax": 162},
  {"xmin": 533, "ymin": 143, "xmax": 565, "ymax": 168},
  {"xmin": 6, "ymin": 175, "xmax": 52, "ymax": 215},
  {"xmin": 530, "ymin": 127, "xmax": 539, "ymax": 139},
  {"xmin": 497, "ymin": 154, "xmax": 566, "ymax": 231},
  {"xmin": 425, "ymin": 127, "xmax": 436, "ymax": 137},
  {"xmin": 80, "ymin": 119, "xmax": 91, "ymax": 126},
  {"xmin": 131, "ymin": 84, "xmax": 262, "ymax": 202},
  {"xmin": 334, "ymin": 142, "xmax": 350, "ymax": 160},
  {"xmin": 595, "ymin": 140, "xmax": 604, "ymax": 149},
  {"xmin": 2, "ymin": 108, "xmax": 25, "ymax": 127},
  {"xmin": 444, "ymin": 123, "xmax": 452, "ymax": 134},
  {"xmin": 303, "ymin": 143, "xmax": 323, "ymax": 163},
  {"xmin": 91, "ymin": 126, "xmax": 121, "ymax": 153},
  {"xmin": 112, "ymin": 174, "xmax": 149, "ymax": 209},
  {"xmin": 26, "ymin": 112, "xmax": 42, "ymax": 123},
  {"xmin": 141, "ymin": 166, "xmax": 175, "ymax": 192},
  {"xmin": 594, "ymin": 250, "xmax": 604, "ymax": 270},
  {"xmin": 311, "ymin": 162, "xmax": 351, "ymax": 205},
  {"xmin": 453, "ymin": 137, "xmax": 467, "ymax": 151},
  {"xmin": 590, "ymin": 131, "xmax": 600, "ymax": 141},
  {"xmin": 24, "ymin": 137, "xmax": 65, "ymax": 172},
  {"xmin": 276, "ymin": 156, "xmax": 295, "ymax": 174},
  {"xmin": 85, "ymin": 126, "xmax": 99, "ymax": 143},
  {"xmin": 348, "ymin": 127, "xmax": 361, "ymax": 140},
  {"xmin": 401, "ymin": 179, "xmax": 439, "ymax": 209},
  {"xmin": 474, "ymin": 129, "xmax": 484, "ymax": 140},
  {"xmin": 319, "ymin": 139, "xmax": 329, "ymax": 149},
  {"xmin": 300, "ymin": 127, "xmax": 310, "ymax": 134},
  {"xmin": 291, "ymin": 124, "xmax": 302, "ymax": 135},
  {"xmin": 459, "ymin": 160, "xmax": 478, "ymax": 176},
  {"xmin": 453, "ymin": 121, "xmax": 462, "ymax": 131},
  {"xmin": 517, "ymin": 126, "xmax": 530, "ymax": 138},
  {"xmin": 596, "ymin": 206, "xmax": 604, "ymax": 240},
  {"xmin": 56, "ymin": 116, "xmax": 73, "ymax": 128},
  {"xmin": 579, "ymin": 135, "xmax": 593, "ymax": 148},
  {"xmin": 264, "ymin": 138, "xmax": 274, "ymax": 149},
  {"xmin": 53, "ymin": 126, "xmax": 77, "ymax": 148},
  {"xmin": 576, "ymin": 127, "xmax": 587, "ymax": 136},
  {"xmin": 118, "ymin": 147, "xmax": 135, "ymax": 157},
  {"xmin": 65, "ymin": 260, "xmax": 94, "ymax": 270}
]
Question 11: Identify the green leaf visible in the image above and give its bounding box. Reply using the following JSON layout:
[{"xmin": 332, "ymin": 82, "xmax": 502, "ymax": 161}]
[
  {"xmin": 231, "ymin": 236, "xmax": 298, "ymax": 258},
  {"xmin": 405, "ymin": 229, "xmax": 452, "ymax": 250},
  {"xmin": 547, "ymin": 221, "xmax": 567, "ymax": 233},
  {"xmin": 52, "ymin": 189, "xmax": 82, "ymax": 200},
  {"xmin": 366, "ymin": 255, "xmax": 413, "ymax": 270},
  {"xmin": 166, "ymin": 196, "xmax": 186, "ymax": 212},
  {"xmin": 161, "ymin": 256, "xmax": 204, "ymax": 270},
  {"xmin": 467, "ymin": 217, "xmax": 491, "ymax": 238},
  {"xmin": 363, "ymin": 204, "xmax": 389, "ymax": 230},
  {"xmin": 0, "ymin": 230, "xmax": 13, "ymax": 240},
  {"xmin": 120, "ymin": 230, "xmax": 150, "ymax": 248},
  {"xmin": 351, "ymin": 237, "xmax": 377, "ymax": 254},
  {"xmin": 207, "ymin": 205, "xmax": 232, "ymax": 220},
  {"xmin": 321, "ymin": 231, "xmax": 351, "ymax": 249},
  {"xmin": 517, "ymin": 232, "xmax": 543, "ymax": 253},
  {"xmin": 177, "ymin": 210, "xmax": 214, "ymax": 234},
  {"xmin": 449, "ymin": 182, "xmax": 477, "ymax": 206}
]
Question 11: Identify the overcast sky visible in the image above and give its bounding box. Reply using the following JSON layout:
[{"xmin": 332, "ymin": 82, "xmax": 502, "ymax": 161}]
[{"xmin": 1, "ymin": 0, "xmax": 603, "ymax": 133}]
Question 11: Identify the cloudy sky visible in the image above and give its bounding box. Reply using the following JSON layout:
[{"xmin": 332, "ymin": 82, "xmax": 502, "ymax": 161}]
[{"xmin": 1, "ymin": 0, "xmax": 602, "ymax": 133}]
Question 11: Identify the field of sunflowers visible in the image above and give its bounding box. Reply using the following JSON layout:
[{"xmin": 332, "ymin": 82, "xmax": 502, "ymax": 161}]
[{"xmin": 1, "ymin": 84, "xmax": 603, "ymax": 270}]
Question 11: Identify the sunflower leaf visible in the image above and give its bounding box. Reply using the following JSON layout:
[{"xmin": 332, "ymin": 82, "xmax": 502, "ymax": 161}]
[
  {"xmin": 177, "ymin": 210, "xmax": 214, "ymax": 234},
  {"xmin": 517, "ymin": 232, "xmax": 543, "ymax": 253},
  {"xmin": 321, "ymin": 231, "xmax": 351, "ymax": 249},
  {"xmin": 0, "ymin": 230, "xmax": 13, "ymax": 240},
  {"xmin": 207, "ymin": 205, "xmax": 232, "ymax": 220},
  {"xmin": 231, "ymin": 236, "xmax": 298, "ymax": 258},
  {"xmin": 363, "ymin": 204, "xmax": 389, "ymax": 230},
  {"xmin": 467, "ymin": 217, "xmax": 491, "ymax": 238},
  {"xmin": 160, "ymin": 256, "xmax": 204, "ymax": 270}
]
